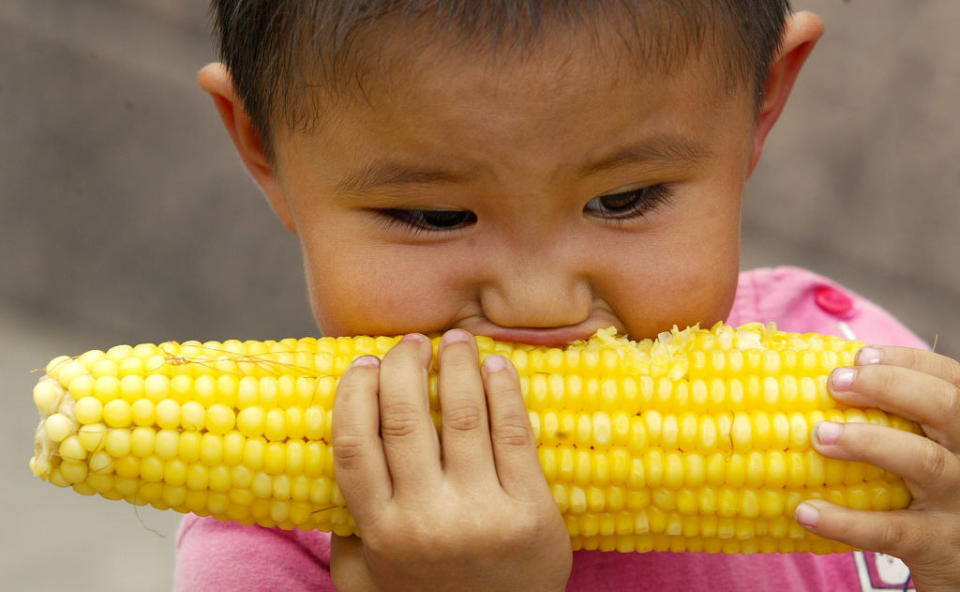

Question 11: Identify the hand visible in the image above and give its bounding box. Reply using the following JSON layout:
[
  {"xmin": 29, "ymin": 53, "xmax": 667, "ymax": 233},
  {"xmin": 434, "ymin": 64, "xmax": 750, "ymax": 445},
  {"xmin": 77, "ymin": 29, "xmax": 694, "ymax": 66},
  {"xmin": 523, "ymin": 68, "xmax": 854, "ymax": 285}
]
[
  {"xmin": 329, "ymin": 329, "xmax": 572, "ymax": 592},
  {"xmin": 795, "ymin": 346, "xmax": 960, "ymax": 591}
]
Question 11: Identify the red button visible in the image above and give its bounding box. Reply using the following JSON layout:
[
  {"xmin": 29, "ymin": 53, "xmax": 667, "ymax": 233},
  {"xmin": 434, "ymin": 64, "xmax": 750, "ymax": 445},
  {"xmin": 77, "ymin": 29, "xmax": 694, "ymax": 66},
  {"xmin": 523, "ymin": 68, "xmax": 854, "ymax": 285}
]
[{"xmin": 814, "ymin": 285, "xmax": 855, "ymax": 318}]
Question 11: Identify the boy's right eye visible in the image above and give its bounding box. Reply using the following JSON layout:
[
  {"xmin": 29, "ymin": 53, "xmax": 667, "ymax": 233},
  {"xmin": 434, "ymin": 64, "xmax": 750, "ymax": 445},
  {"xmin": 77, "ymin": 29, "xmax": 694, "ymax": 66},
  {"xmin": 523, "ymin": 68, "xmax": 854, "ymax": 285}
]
[{"xmin": 377, "ymin": 208, "xmax": 478, "ymax": 233}]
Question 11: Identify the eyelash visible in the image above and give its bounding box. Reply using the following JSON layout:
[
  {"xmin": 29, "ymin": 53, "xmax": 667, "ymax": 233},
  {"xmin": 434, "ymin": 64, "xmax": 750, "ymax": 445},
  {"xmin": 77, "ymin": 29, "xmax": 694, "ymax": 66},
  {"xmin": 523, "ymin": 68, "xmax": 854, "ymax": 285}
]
[
  {"xmin": 583, "ymin": 184, "xmax": 673, "ymax": 222},
  {"xmin": 374, "ymin": 184, "xmax": 672, "ymax": 234},
  {"xmin": 376, "ymin": 209, "xmax": 478, "ymax": 234}
]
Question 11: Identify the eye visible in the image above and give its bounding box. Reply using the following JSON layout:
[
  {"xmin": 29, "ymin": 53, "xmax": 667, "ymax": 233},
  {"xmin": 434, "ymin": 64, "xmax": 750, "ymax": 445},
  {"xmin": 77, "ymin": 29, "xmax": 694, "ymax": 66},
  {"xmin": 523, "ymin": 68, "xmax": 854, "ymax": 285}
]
[
  {"xmin": 379, "ymin": 208, "xmax": 477, "ymax": 232},
  {"xmin": 584, "ymin": 185, "xmax": 672, "ymax": 220}
]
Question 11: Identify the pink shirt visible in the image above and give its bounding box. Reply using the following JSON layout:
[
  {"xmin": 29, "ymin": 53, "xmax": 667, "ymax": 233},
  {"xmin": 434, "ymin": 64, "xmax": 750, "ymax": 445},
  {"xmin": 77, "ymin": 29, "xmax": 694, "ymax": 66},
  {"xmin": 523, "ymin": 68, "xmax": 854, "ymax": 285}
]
[{"xmin": 176, "ymin": 267, "xmax": 928, "ymax": 591}]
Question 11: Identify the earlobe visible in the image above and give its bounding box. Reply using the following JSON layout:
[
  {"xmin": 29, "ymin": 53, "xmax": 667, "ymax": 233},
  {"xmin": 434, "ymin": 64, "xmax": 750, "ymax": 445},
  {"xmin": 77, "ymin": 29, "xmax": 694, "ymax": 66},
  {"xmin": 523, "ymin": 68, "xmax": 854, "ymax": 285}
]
[
  {"xmin": 197, "ymin": 63, "xmax": 298, "ymax": 234},
  {"xmin": 748, "ymin": 11, "xmax": 825, "ymax": 174}
]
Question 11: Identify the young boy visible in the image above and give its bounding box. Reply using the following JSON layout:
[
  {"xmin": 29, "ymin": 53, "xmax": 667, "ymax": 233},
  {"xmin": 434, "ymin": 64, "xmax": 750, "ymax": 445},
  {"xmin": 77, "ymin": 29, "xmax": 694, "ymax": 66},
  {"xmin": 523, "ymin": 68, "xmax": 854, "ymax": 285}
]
[{"xmin": 177, "ymin": 1, "xmax": 960, "ymax": 590}]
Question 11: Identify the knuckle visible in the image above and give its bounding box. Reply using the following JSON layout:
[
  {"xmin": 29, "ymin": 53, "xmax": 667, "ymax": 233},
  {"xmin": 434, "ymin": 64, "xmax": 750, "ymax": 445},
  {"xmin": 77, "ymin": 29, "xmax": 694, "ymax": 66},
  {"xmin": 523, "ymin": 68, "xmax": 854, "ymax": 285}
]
[
  {"xmin": 918, "ymin": 440, "xmax": 950, "ymax": 481},
  {"xmin": 332, "ymin": 436, "xmax": 368, "ymax": 471},
  {"xmin": 492, "ymin": 417, "xmax": 533, "ymax": 447},
  {"xmin": 876, "ymin": 518, "xmax": 910, "ymax": 554},
  {"xmin": 941, "ymin": 385, "xmax": 960, "ymax": 420},
  {"xmin": 444, "ymin": 402, "xmax": 485, "ymax": 432},
  {"xmin": 379, "ymin": 402, "xmax": 423, "ymax": 439}
]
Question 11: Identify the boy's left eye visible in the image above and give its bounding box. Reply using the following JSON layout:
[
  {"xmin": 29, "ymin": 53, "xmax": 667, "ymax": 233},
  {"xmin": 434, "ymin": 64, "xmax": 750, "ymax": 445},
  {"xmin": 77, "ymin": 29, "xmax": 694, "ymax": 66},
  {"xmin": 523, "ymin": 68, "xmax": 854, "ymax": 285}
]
[{"xmin": 584, "ymin": 185, "xmax": 672, "ymax": 220}]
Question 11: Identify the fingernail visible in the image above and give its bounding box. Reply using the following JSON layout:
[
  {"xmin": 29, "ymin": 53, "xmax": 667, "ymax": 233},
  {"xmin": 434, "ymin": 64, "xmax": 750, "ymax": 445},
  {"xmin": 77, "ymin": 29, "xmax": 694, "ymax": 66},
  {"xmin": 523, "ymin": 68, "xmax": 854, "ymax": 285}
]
[
  {"xmin": 815, "ymin": 421, "xmax": 843, "ymax": 445},
  {"xmin": 831, "ymin": 367, "xmax": 856, "ymax": 390},
  {"xmin": 483, "ymin": 354, "xmax": 507, "ymax": 372},
  {"xmin": 441, "ymin": 328, "xmax": 471, "ymax": 345},
  {"xmin": 401, "ymin": 333, "xmax": 427, "ymax": 344},
  {"xmin": 795, "ymin": 503, "xmax": 820, "ymax": 528},
  {"xmin": 857, "ymin": 347, "xmax": 882, "ymax": 366},
  {"xmin": 351, "ymin": 355, "xmax": 380, "ymax": 368}
]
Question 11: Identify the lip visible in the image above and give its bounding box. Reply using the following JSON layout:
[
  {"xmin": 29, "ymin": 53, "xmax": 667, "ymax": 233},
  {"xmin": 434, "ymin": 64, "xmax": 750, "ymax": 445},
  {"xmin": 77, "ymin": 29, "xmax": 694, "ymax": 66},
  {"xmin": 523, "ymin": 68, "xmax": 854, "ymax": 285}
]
[{"xmin": 464, "ymin": 322, "xmax": 621, "ymax": 348}]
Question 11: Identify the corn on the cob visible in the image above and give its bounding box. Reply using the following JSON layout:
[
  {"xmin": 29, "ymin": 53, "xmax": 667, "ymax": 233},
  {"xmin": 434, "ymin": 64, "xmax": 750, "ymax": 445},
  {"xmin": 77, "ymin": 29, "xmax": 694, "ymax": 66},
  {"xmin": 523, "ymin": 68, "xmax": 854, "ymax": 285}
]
[{"xmin": 30, "ymin": 322, "xmax": 919, "ymax": 554}]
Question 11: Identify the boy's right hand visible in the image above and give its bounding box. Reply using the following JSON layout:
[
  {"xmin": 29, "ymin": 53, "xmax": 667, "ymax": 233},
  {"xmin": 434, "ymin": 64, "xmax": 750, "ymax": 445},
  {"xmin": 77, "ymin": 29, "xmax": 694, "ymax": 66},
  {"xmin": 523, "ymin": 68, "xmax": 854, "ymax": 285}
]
[{"xmin": 329, "ymin": 330, "xmax": 572, "ymax": 592}]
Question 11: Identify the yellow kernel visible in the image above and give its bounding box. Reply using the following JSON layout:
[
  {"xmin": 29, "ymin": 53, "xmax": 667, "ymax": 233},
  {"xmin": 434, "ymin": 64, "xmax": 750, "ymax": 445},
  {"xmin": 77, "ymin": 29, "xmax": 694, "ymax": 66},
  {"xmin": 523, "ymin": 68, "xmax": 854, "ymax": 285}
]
[
  {"xmin": 155, "ymin": 429, "xmax": 180, "ymax": 459},
  {"xmin": 170, "ymin": 375, "xmax": 193, "ymax": 403},
  {"xmin": 237, "ymin": 406, "xmax": 266, "ymax": 437},
  {"xmin": 252, "ymin": 472, "xmax": 273, "ymax": 498},
  {"xmin": 243, "ymin": 438, "xmax": 266, "ymax": 471},
  {"xmin": 119, "ymin": 374, "xmax": 145, "ymax": 401},
  {"xmin": 60, "ymin": 460, "xmax": 88, "ymax": 484},
  {"xmin": 264, "ymin": 442, "xmax": 285, "ymax": 475},
  {"xmin": 93, "ymin": 376, "xmax": 120, "ymax": 402},
  {"xmin": 186, "ymin": 465, "xmax": 209, "ymax": 490},
  {"xmin": 304, "ymin": 442, "xmax": 325, "ymax": 477},
  {"xmin": 209, "ymin": 465, "xmax": 231, "ymax": 492},
  {"xmin": 58, "ymin": 435, "xmax": 87, "ymax": 461},
  {"xmin": 223, "ymin": 431, "xmax": 245, "ymax": 465},
  {"xmin": 181, "ymin": 401, "xmax": 205, "ymax": 431},
  {"xmin": 144, "ymin": 374, "xmax": 170, "ymax": 401},
  {"xmin": 118, "ymin": 356, "xmax": 145, "ymax": 376},
  {"xmin": 150, "ymin": 399, "xmax": 178, "ymax": 430},
  {"xmin": 131, "ymin": 426, "xmax": 156, "ymax": 457},
  {"xmin": 131, "ymin": 398, "xmax": 155, "ymax": 427},
  {"xmin": 68, "ymin": 374, "xmax": 96, "ymax": 399},
  {"xmin": 195, "ymin": 375, "xmax": 217, "ymax": 407},
  {"xmin": 304, "ymin": 407, "xmax": 324, "ymax": 440},
  {"xmin": 200, "ymin": 433, "xmax": 224, "ymax": 465},
  {"xmin": 103, "ymin": 399, "xmax": 132, "ymax": 428},
  {"xmin": 141, "ymin": 456, "xmax": 164, "ymax": 482},
  {"xmin": 265, "ymin": 408, "xmax": 286, "ymax": 441},
  {"xmin": 104, "ymin": 428, "xmax": 132, "ymax": 457},
  {"xmin": 44, "ymin": 413, "xmax": 75, "ymax": 442},
  {"xmin": 57, "ymin": 360, "xmax": 89, "ymax": 386},
  {"xmin": 205, "ymin": 404, "xmax": 236, "ymax": 435},
  {"xmin": 164, "ymin": 459, "xmax": 187, "ymax": 486},
  {"xmin": 33, "ymin": 380, "xmax": 63, "ymax": 415},
  {"xmin": 179, "ymin": 431, "xmax": 202, "ymax": 463},
  {"xmin": 74, "ymin": 396, "xmax": 104, "ymax": 425},
  {"xmin": 87, "ymin": 451, "xmax": 113, "ymax": 475},
  {"xmin": 77, "ymin": 423, "xmax": 107, "ymax": 452},
  {"xmin": 285, "ymin": 407, "xmax": 305, "ymax": 440}
]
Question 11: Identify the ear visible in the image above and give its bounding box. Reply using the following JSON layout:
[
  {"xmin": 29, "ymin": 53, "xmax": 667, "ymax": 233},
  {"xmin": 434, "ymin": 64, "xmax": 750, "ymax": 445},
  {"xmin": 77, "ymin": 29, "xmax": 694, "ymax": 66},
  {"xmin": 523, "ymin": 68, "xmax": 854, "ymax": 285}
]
[
  {"xmin": 748, "ymin": 11, "xmax": 824, "ymax": 174},
  {"xmin": 198, "ymin": 63, "xmax": 298, "ymax": 234}
]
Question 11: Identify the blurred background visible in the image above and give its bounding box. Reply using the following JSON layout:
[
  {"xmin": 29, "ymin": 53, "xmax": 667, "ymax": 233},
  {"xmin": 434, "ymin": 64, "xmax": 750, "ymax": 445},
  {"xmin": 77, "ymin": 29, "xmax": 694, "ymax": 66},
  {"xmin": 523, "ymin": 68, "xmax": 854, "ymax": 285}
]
[{"xmin": 2, "ymin": 1, "xmax": 957, "ymax": 590}]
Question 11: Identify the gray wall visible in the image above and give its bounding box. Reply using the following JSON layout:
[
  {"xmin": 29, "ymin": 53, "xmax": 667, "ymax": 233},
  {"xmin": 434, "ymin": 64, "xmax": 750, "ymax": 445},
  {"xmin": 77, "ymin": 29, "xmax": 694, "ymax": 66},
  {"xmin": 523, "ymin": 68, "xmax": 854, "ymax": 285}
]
[{"xmin": 2, "ymin": 1, "xmax": 958, "ymax": 591}]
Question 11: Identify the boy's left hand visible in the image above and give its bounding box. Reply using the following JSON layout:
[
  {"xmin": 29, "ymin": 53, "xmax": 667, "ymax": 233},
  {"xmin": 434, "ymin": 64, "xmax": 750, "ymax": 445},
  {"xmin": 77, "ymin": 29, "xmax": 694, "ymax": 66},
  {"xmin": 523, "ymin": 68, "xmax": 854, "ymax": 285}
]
[{"xmin": 796, "ymin": 345, "xmax": 960, "ymax": 591}]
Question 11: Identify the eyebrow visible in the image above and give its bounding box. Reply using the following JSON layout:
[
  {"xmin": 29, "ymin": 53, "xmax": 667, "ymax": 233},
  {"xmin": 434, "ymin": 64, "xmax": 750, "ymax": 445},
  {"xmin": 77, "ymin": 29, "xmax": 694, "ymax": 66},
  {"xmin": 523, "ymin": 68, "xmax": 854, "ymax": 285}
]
[
  {"xmin": 577, "ymin": 137, "xmax": 711, "ymax": 177},
  {"xmin": 335, "ymin": 160, "xmax": 475, "ymax": 194},
  {"xmin": 336, "ymin": 136, "xmax": 710, "ymax": 194}
]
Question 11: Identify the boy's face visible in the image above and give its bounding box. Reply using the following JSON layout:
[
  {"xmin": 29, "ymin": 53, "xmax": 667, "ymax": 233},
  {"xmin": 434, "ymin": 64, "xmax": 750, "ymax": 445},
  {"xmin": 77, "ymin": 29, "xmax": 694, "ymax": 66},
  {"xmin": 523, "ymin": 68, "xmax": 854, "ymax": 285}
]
[{"xmin": 269, "ymin": 29, "xmax": 756, "ymax": 344}]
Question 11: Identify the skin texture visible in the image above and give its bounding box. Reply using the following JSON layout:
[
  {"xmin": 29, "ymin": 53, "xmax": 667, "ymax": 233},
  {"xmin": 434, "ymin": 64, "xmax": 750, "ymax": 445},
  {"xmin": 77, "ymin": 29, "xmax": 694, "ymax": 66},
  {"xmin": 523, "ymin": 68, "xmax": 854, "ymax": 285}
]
[{"xmin": 200, "ymin": 10, "xmax": 960, "ymax": 592}]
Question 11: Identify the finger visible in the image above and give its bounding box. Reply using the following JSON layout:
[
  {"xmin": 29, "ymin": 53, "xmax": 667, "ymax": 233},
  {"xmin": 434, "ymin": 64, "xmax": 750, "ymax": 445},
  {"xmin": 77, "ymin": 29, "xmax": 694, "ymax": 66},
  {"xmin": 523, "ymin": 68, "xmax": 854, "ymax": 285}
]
[
  {"xmin": 437, "ymin": 329, "xmax": 496, "ymax": 484},
  {"xmin": 482, "ymin": 354, "xmax": 548, "ymax": 500},
  {"xmin": 330, "ymin": 535, "xmax": 378, "ymax": 592},
  {"xmin": 332, "ymin": 356, "xmax": 392, "ymax": 518},
  {"xmin": 857, "ymin": 345, "xmax": 960, "ymax": 389},
  {"xmin": 794, "ymin": 500, "xmax": 936, "ymax": 564},
  {"xmin": 378, "ymin": 333, "xmax": 442, "ymax": 493},
  {"xmin": 812, "ymin": 420, "xmax": 960, "ymax": 501},
  {"xmin": 829, "ymin": 362, "xmax": 960, "ymax": 449}
]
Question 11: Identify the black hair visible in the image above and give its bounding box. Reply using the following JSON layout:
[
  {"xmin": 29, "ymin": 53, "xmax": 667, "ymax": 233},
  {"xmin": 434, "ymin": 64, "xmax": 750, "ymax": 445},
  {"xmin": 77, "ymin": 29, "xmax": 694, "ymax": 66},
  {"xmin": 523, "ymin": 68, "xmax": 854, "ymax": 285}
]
[{"xmin": 211, "ymin": 1, "xmax": 791, "ymax": 159}]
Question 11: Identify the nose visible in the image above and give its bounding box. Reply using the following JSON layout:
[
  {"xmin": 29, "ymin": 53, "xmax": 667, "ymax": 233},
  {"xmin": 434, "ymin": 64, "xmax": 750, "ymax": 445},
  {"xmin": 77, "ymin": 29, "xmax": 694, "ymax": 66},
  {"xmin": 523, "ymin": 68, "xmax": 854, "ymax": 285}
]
[{"xmin": 480, "ymin": 261, "xmax": 593, "ymax": 329}]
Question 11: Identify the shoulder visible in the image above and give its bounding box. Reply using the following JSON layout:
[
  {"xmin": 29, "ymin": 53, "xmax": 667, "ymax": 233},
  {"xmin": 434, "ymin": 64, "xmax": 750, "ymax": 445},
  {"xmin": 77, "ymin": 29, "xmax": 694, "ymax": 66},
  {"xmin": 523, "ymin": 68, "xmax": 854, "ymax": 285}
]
[
  {"xmin": 175, "ymin": 515, "xmax": 334, "ymax": 591},
  {"xmin": 728, "ymin": 266, "xmax": 929, "ymax": 349}
]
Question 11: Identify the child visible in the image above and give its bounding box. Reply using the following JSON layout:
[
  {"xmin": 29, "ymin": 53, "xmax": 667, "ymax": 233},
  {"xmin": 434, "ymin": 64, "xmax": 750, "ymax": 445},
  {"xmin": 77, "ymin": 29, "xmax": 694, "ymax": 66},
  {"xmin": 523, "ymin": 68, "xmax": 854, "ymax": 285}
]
[{"xmin": 177, "ymin": 1, "xmax": 960, "ymax": 590}]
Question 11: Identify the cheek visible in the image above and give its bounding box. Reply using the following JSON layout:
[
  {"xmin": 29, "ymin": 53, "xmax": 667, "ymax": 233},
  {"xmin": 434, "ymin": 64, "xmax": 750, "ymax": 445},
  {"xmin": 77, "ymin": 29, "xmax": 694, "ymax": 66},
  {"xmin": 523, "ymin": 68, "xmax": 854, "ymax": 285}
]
[
  {"xmin": 300, "ymin": 239, "xmax": 461, "ymax": 336},
  {"xmin": 600, "ymin": 199, "xmax": 741, "ymax": 336}
]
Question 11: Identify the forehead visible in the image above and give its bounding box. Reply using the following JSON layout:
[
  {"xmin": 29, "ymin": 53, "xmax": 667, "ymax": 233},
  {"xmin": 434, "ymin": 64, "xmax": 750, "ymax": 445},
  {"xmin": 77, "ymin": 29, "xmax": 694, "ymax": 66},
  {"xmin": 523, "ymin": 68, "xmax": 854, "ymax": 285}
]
[
  {"xmin": 274, "ymin": 23, "xmax": 749, "ymax": 176},
  {"xmin": 284, "ymin": 6, "xmax": 742, "ymax": 133}
]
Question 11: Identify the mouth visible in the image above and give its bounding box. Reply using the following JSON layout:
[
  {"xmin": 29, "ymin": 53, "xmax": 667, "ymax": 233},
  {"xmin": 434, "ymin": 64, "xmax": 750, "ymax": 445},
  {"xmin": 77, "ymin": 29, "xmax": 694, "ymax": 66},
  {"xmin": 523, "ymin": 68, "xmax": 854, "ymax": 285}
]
[{"xmin": 462, "ymin": 322, "xmax": 624, "ymax": 348}]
